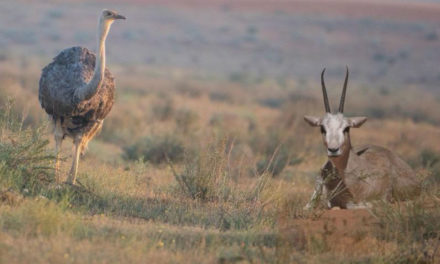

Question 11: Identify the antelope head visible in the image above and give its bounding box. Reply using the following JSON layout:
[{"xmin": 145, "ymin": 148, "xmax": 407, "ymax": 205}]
[{"xmin": 304, "ymin": 67, "xmax": 367, "ymax": 157}]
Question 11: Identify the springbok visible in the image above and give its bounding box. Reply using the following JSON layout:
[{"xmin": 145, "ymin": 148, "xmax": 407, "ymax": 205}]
[{"xmin": 304, "ymin": 67, "xmax": 421, "ymax": 209}]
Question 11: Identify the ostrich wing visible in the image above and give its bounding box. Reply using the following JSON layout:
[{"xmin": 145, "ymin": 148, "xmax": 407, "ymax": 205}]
[{"xmin": 39, "ymin": 46, "xmax": 115, "ymax": 121}]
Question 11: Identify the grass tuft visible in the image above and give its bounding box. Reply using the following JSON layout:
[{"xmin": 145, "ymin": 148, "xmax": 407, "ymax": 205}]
[{"xmin": 124, "ymin": 134, "xmax": 185, "ymax": 165}]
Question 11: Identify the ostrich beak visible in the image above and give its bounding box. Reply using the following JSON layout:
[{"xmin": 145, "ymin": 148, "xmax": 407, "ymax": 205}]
[{"xmin": 114, "ymin": 14, "xmax": 126, "ymax": 20}]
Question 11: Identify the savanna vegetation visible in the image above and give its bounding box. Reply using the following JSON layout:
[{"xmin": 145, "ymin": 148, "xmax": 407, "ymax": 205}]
[
  {"xmin": 1, "ymin": 60, "xmax": 440, "ymax": 263},
  {"xmin": 1, "ymin": 0, "xmax": 440, "ymax": 263}
]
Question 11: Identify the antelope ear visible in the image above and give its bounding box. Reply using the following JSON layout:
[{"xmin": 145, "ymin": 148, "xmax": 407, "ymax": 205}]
[
  {"xmin": 347, "ymin": 117, "xmax": 368, "ymax": 128},
  {"xmin": 304, "ymin": 116, "xmax": 322, "ymax": 127}
]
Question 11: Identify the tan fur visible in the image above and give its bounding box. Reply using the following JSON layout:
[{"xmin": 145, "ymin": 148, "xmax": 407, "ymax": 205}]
[
  {"xmin": 305, "ymin": 68, "xmax": 421, "ymax": 209},
  {"xmin": 306, "ymin": 131, "xmax": 421, "ymax": 210},
  {"xmin": 322, "ymin": 137, "xmax": 421, "ymax": 209}
]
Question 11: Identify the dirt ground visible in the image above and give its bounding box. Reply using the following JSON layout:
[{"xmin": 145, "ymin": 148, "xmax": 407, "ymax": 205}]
[{"xmin": 280, "ymin": 208, "xmax": 380, "ymax": 253}]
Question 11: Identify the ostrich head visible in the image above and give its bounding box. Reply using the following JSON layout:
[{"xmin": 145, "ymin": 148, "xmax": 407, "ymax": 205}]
[
  {"xmin": 304, "ymin": 67, "xmax": 367, "ymax": 157},
  {"xmin": 100, "ymin": 9, "xmax": 126, "ymax": 23}
]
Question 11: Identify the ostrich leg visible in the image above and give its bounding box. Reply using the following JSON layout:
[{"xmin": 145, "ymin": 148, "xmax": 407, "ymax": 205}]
[
  {"xmin": 54, "ymin": 119, "xmax": 64, "ymax": 183},
  {"xmin": 66, "ymin": 134, "xmax": 84, "ymax": 184},
  {"xmin": 80, "ymin": 121, "xmax": 103, "ymax": 156}
]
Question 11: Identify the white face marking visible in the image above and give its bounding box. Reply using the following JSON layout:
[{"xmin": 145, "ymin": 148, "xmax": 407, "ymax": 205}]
[{"xmin": 321, "ymin": 113, "xmax": 349, "ymax": 156}]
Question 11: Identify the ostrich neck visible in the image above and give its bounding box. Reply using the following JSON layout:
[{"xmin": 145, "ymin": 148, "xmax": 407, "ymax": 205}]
[
  {"xmin": 74, "ymin": 19, "xmax": 111, "ymax": 103},
  {"xmin": 94, "ymin": 20, "xmax": 110, "ymax": 84}
]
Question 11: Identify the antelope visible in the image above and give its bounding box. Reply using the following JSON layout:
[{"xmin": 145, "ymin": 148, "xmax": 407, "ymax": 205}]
[{"xmin": 304, "ymin": 67, "xmax": 421, "ymax": 209}]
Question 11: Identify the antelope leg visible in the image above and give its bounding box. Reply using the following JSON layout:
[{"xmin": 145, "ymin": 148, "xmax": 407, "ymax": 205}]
[{"xmin": 304, "ymin": 177, "xmax": 324, "ymax": 210}]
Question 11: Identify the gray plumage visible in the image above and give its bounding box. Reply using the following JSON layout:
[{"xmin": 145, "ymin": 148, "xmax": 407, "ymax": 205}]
[
  {"xmin": 39, "ymin": 46, "xmax": 115, "ymax": 133},
  {"xmin": 38, "ymin": 9, "xmax": 125, "ymax": 184}
]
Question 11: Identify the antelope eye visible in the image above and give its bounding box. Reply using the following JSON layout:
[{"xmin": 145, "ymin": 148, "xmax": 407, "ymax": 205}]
[{"xmin": 320, "ymin": 126, "xmax": 326, "ymax": 134}]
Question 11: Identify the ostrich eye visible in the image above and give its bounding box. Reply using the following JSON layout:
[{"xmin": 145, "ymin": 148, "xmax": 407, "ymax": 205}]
[
  {"xmin": 320, "ymin": 126, "xmax": 326, "ymax": 134},
  {"xmin": 106, "ymin": 12, "xmax": 111, "ymax": 16}
]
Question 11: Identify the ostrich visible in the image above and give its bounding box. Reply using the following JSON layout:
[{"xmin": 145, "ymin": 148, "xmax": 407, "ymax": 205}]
[
  {"xmin": 303, "ymin": 68, "xmax": 420, "ymax": 209},
  {"xmin": 39, "ymin": 9, "xmax": 125, "ymax": 184}
]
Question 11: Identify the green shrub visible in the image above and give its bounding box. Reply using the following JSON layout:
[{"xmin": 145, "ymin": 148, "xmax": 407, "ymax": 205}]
[
  {"xmin": 170, "ymin": 138, "xmax": 231, "ymax": 201},
  {"xmin": 372, "ymin": 197, "xmax": 440, "ymax": 263},
  {"xmin": 258, "ymin": 97, "xmax": 285, "ymax": 109},
  {"xmin": 152, "ymin": 97, "xmax": 174, "ymax": 121},
  {"xmin": 412, "ymin": 149, "xmax": 440, "ymax": 184},
  {"xmin": 124, "ymin": 134, "xmax": 185, "ymax": 164},
  {"xmin": 0, "ymin": 101, "xmax": 54, "ymax": 195},
  {"xmin": 420, "ymin": 149, "xmax": 440, "ymax": 168},
  {"xmin": 229, "ymin": 72, "xmax": 247, "ymax": 83},
  {"xmin": 365, "ymin": 107, "xmax": 385, "ymax": 119},
  {"xmin": 256, "ymin": 147, "xmax": 290, "ymax": 177},
  {"xmin": 175, "ymin": 108, "xmax": 199, "ymax": 134},
  {"xmin": 250, "ymin": 130, "xmax": 301, "ymax": 177},
  {"xmin": 209, "ymin": 91, "xmax": 233, "ymax": 103}
]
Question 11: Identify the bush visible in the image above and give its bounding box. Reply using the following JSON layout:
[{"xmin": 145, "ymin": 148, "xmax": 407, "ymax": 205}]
[
  {"xmin": 372, "ymin": 197, "xmax": 440, "ymax": 263},
  {"xmin": 420, "ymin": 149, "xmax": 440, "ymax": 183},
  {"xmin": 209, "ymin": 91, "xmax": 233, "ymax": 103},
  {"xmin": 420, "ymin": 149, "xmax": 440, "ymax": 168},
  {"xmin": 256, "ymin": 147, "xmax": 290, "ymax": 176},
  {"xmin": 152, "ymin": 97, "xmax": 175, "ymax": 121},
  {"xmin": 410, "ymin": 149, "xmax": 440, "ymax": 184},
  {"xmin": 175, "ymin": 108, "xmax": 199, "ymax": 134},
  {"xmin": 258, "ymin": 97, "xmax": 285, "ymax": 109},
  {"xmin": 250, "ymin": 130, "xmax": 301, "ymax": 177},
  {"xmin": 170, "ymin": 138, "xmax": 231, "ymax": 201},
  {"xmin": 124, "ymin": 134, "xmax": 185, "ymax": 165},
  {"xmin": 0, "ymin": 101, "xmax": 54, "ymax": 195},
  {"xmin": 229, "ymin": 72, "xmax": 250, "ymax": 84},
  {"xmin": 425, "ymin": 31, "xmax": 438, "ymax": 41},
  {"xmin": 365, "ymin": 107, "xmax": 385, "ymax": 119}
]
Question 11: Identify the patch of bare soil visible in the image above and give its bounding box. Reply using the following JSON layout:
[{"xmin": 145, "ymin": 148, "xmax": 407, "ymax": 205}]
[{"xmin": 279, "ymin": 209, "xmax": 390, "ymax": 256}]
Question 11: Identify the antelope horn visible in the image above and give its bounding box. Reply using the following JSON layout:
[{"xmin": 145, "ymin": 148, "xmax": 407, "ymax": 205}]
[
  {"xmin": 321, "ymin": 68, "xmax": 331, "ymax": 113},
  {"xmin": 339, "ymin": 66, "xmax": 349, "ymax": 113}
]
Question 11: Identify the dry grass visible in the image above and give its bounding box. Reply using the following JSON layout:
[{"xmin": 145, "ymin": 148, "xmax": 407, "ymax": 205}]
[
  {"xmin": 0, "ymin": 63, "xmax": 439, "ymax": 263},
  {"xmin": 1, "ymin": 1, "xmax": 440, "ymax": 260}
]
